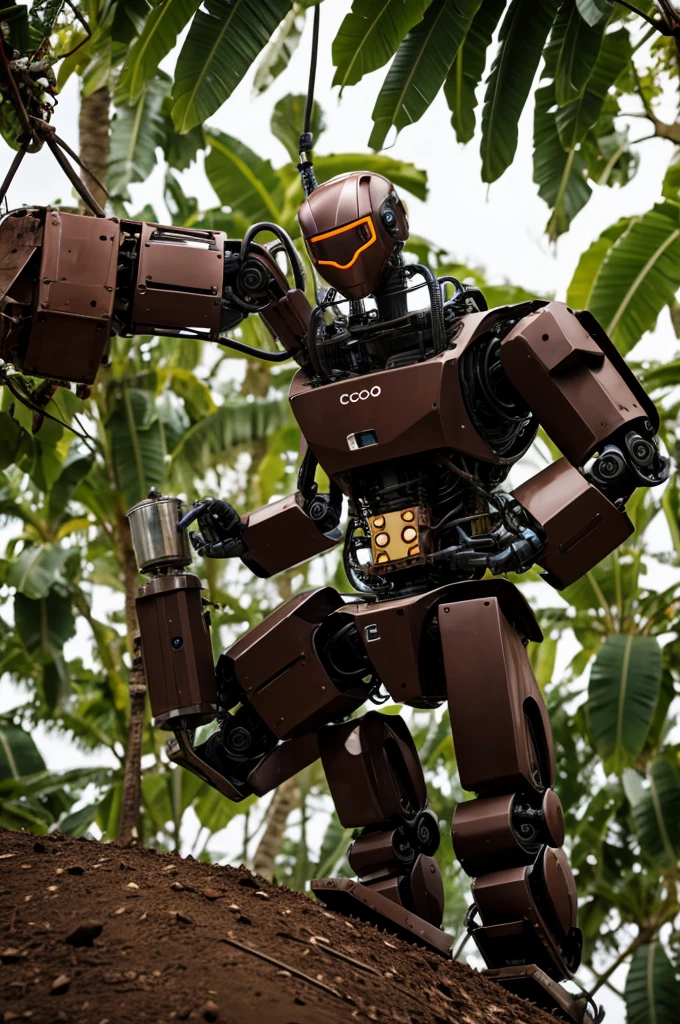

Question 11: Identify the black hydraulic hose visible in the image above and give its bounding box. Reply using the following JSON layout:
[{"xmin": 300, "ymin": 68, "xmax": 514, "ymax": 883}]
[
  {"xmin": 240, "ymin": 221, "xmax": 305, "ymax": 290},
  {"xmin": 408, "ymin": 263, "xmax": 447, "ymax": 354},
  {"xmin": 216, "ymin": 337, "xmax": 291, "ymax": 362}
]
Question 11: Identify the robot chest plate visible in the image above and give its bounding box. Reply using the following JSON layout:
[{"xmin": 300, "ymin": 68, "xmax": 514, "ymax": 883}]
[{"xmin": 289, "ymin": 354, "xmax": 500, "ymax": 480}]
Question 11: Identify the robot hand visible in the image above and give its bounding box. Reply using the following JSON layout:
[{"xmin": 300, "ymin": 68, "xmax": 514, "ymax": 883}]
[
  {"xmin": 178, "ymin": 499, "xmax": 246, "ymax": 559},
  {"xmin": 430, "ymin": 498, "xmax": 546, "ymax": 577}
]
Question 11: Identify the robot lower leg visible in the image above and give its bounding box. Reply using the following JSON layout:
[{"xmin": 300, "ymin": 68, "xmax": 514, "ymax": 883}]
[
  {"xmin": 441, "ymin": 593, "xmax": 583, "ymax": 983},
  {"xmin": 312, "ymin": 711, "xmax": 447, "ymax": 939}
]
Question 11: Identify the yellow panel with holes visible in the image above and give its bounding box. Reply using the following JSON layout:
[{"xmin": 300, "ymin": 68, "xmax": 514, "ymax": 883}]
[{"xmin": 368, "ymin": 506, "xmax": 428, "ymax": 570}]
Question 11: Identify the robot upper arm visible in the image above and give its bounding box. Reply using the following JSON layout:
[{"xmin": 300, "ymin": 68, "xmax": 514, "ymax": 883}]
[
  {"xmin": 499, "ymin": 302, "xmax": 668, "ymax": 589},
  {"xmin": 499, "ymin": 301, "xmax": 657, "ymax": 467}
]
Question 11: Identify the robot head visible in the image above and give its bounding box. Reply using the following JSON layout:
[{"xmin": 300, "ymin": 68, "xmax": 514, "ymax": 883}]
[{"xmin": 298, "ymin": 171, "xmax": 409, "ymax": 300}]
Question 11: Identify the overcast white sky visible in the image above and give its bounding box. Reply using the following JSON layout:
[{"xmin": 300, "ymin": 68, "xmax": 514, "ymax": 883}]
[{"xmin": 2, "ymin": 6, "xmax": 679, "ymax": 1017}]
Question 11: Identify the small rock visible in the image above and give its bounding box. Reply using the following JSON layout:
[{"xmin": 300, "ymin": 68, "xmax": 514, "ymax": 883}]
[
  {"xmin": 162, "ymin": 864, "xmax": 177, "ymax": 873},
  {"xmin": 127, "ymin": 882, "xmax": 140, "ymax": 889},
  {"xmin": 253, "ymin": 891, "xmax": 269, "ymax": 900},
  {"xmin": 171, "ymin": 882, "xmax": 184, "ymax": 891},
  {"xmin": 55, "ymin": 868, "xmax": 64, "ymax": 875},
  {"xmin": 113, "ymin": 907, "xmax": 126, "ymax": 916},
  {"xmin": 202, "ymin": 888, "xmax": 222, "ymax": 900},
  {"xmin": 276, "ymin": 970, "xmax": 291, "ymax": 978},
  {"xmin": 23, "ymin": 896, "xmax": 32, "ymax": 903},
  {"xmin": 66, "ymin": 865, "xmax": 84, "ymax": 876},
  {"xmin": 139, "ymin": 912, "xmax": 148, "ymax": 922},
  {"xmin": 227, "ymin": 904, "xmax": 240, "ymax": 912},
  {"xmin": 3, "ymin": 1011, "xmax": 21, "ymax": 1021},
  {"xmin": 170, "ymin": 910, "xmax": 193, "ymax": 925},
  {"xmin": 20, "ymin": 863, "xmax": 31, "ymax": 870},
  {"xmin": 50, "ymin": 974, "xmax": 70, "ymax": 995},
  {"xmin": 0, "ymin": 853, "xmax": 17, "ymax": 859},
  {"xmin": 47, "ymin": 886, "xmax": 59, "ymax": 892},
  {"xmin": 65, "ymin": 921, "xmax": 103, "ymax": 948},
  {"xmin": 124, "ymin": 971, "xmax": 137, "ymax": 981},
  {"xmin": 1, "ymin": 949, "xmax": 23, "ymax": 964},
  {"xmin": 202, "ymin": 1001, "xmax": 219, "ymax": 1022}
]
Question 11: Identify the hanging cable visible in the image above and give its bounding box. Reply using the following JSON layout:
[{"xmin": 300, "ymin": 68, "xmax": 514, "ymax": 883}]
[
  {"xmin": 297, "ymin": 3, "xmax": 320, "ymax": 196},
  {"xmin": 215, "ymin": 337, "xmax": 291, "ymax": 362}
]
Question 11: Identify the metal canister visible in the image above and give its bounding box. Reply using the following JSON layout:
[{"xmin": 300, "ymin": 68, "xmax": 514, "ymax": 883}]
[{"xmin": 126, "ymin": 490, "xmax": 191, "ymax": 574}]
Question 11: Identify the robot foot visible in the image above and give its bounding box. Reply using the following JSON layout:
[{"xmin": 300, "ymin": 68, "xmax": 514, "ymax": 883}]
[
  {"xmin": 310, "ymin": 877, "xmax": 453, "ymax": 957},
  {"xmin": 312, "ymin": 809, "xmax": 453, "ymax": 957},
  {"xmin": 484, "ymin": 966, "xmax": 602, "ymax": 1024}
]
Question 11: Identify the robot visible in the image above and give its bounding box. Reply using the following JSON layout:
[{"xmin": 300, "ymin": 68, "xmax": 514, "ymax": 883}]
[{"xmin": 0, "ymin": 170, "xmax": 668, "ymax": 1023}]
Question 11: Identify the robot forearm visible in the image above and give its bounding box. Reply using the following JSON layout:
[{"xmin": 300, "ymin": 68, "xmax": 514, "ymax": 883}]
[
  {"xmin": 180, "ymin": 490, "xmax": 342, "ymax": 578},
  {"xmin": 0, "ymin": 207, "xmax": 310, "ymax": 386}
]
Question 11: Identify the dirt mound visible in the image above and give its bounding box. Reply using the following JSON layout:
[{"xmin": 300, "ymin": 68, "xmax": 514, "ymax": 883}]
[{"xmin": 0, "ymin": 828, "xmax": 556, "ymax": 1024}]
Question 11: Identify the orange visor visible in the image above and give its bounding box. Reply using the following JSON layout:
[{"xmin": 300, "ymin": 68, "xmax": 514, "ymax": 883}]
[{"xmin": 306, "ymin": 216, "xmax": 377, "ymax": 271}]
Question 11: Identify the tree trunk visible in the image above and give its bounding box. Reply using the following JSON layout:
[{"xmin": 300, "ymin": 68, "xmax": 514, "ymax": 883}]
[
  {"xmin": 117, "ymin": 640, "xmax": 147, "ymax": 846},
  {"xmin": 252, "ymin": 776, "xmax": 300, "ymax": 881},
  {"xmin": 78, "ymin": 85, "xmax": 110, "ymax": 212},
  {"xmin": 115, "ymin": 502, "xmax": 146, "ymax": 846}
]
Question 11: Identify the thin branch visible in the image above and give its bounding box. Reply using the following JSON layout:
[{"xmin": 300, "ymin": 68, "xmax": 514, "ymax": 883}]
[
  {"xmin": 590, "ymin": 928, "xmax": 654, "ymax": 996},
  {"xmin": 615, "ymin": 0, "xmax": 671, "ymax": 33}
]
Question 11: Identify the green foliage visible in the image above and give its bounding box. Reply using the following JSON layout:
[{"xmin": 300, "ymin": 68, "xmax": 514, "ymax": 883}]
[
  {"xmin": 588, "ymin": 634, "xmax": 663, "ymax": 772},
  {"xmin": 253, "ymin": 5, "xmax": 305, "ymax": 95},
  {"xmin": 369, "ymin": 0, "xmax": 482, "ymax": 151},
  {"xmin": 550, "ymin": 0, "xmax": 607, "ymax": 107},
  {"xmin": 109, "ymin": 71, "xmax": 169, "ymax": 199},
  {"xmin": 270, "ymin": 93, "xmax": 325, "ymax": 162},
  {"xmin": 534, "ymin": 81, "xmax": 592, "ymax": 242},
  {"xmin": 444, "ymin": 0, "xmax": 506, "ymax": 145},
  {"xmin": 576, "ymin": 0, "xmax": 613, "ymax": 26},
  {"xmin": 332, "ymin": 0, "xmax": 430, "ymax": 92},
  {"xmin": 629, "ymin": 757, "xmax": 680, "ymax": 865},
  {"xmin": 0, "ymin": 717, "xmax": 45, "ymax": 781},
  {"xmin": 625, "ymin": 941, "xmax": 680, "ymax": 1024},
  {"xmin": 171, "ymin": 0, "xmax": 292, "ymax": 134},
  {"xmin": 117, "ymin": 0, "xmax": 201, "ymax": 104},
  {"xmin": 480, "ymin": 0, "xmax": 559, "ymax": 184},
  {"xmin": 586, "ymin": 202, "xmax": 680, "ymax": 353},
  {"xmin": 205, "ymin": 130, "xmax": 284, "ymax": 221}
]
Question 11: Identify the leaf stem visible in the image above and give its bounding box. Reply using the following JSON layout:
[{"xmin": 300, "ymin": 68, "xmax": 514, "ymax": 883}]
[{"xmin": 590, "ymin": 927, "xmax": 655, "ymax": 995}]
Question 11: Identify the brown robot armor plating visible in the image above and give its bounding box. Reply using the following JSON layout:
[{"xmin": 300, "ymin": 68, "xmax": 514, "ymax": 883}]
[
  {"xmin": 298, "ymin": 171, "xmax": 408, "ymax": 299},
  {"xmin": 4, "ymin": 169, "xmax": 668, "ymax": 1023}
]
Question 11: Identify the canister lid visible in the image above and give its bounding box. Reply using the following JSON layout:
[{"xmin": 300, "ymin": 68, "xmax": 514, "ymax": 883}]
[{"xmin": 126, "ymin": 488, "xmax": 182, "ymax": 519}]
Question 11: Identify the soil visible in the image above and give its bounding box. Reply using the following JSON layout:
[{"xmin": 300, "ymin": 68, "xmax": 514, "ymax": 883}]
[{"xmin": 0, "ymin": 828, "xmax": 558, "ymax": 1024}]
